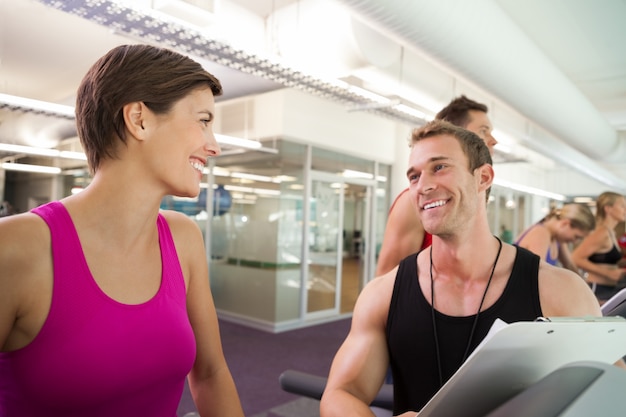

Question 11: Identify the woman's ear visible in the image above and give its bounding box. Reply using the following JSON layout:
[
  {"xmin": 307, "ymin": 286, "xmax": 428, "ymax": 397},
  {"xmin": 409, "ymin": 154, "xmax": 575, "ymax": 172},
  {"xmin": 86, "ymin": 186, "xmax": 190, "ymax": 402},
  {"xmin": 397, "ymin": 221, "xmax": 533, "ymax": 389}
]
[{"xmin": 123, "ymin": 101, "xmax": 147, "ymax": 140}]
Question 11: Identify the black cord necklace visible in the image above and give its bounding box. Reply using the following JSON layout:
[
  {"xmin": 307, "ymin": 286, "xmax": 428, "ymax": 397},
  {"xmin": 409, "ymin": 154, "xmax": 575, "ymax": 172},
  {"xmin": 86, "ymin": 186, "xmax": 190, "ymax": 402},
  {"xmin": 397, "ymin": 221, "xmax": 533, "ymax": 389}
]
[{"xmin": 430, "ymin": 236, "xmax": 502, "ymax": 387}]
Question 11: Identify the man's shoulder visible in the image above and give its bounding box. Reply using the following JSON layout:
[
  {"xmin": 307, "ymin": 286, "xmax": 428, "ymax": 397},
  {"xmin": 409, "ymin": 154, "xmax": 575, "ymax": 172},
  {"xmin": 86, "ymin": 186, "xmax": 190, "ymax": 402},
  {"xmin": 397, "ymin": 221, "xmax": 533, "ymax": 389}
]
[
  {"xmin": 366, "ymin": 271, "xmax": 398, "ymax": 292},
  {"xmin": 358, "ymin": 273, "xmax": 397, "ymax": 313},
  {"xmin": 537, "ymin": 261, "xmax": 580, "ymax": 282},
  {"xmin": 537, "ymin": 261, "xmax": 601, "ymax": 316}
]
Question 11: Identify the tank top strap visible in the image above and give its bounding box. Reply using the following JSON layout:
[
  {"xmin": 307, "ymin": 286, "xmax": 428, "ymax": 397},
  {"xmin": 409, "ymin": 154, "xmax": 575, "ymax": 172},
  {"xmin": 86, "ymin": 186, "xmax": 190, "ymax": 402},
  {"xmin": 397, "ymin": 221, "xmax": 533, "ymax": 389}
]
[
  {"xmin": 387, "ymin": 252, "xmax": 420, "ymax": 337},
  {"xmin": 31, "ymin": 201, "xmax": 93, "ymax": 309},
  {"xmin": 155, "ymin": 213, "xmax": 187, "ymax": 300},
  {"xmin": 497, "ymin": 245, "xmax": 542, "ymax": 317}
]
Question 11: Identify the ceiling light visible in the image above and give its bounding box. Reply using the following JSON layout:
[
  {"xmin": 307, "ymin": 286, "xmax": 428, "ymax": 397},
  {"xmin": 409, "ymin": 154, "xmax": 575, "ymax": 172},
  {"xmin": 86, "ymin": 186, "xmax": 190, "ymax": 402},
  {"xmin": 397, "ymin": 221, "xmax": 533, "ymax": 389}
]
[
  {"xmin": 343, "ymin": 83, "xmax": 392, "ymax": 104},
  {"xmin": 0, "ymin": 143, "xmax": 59, "ymax": 157},
  {"xmin": 0, "ymin": 143, "xmax": 88, "ymax": 160},
  {"xmin": 224, "ymin": 184, "xmax": 280, "ymax": 196},
  {"xmin": 215, "ymin": 134, "xmax": 262, "ymax": 149},
  {"xmin": 232, "ymin": 199, "xmax": 256, "ymax": 205},
  {"xmin": 493, "ymin": 178, "xmax": 566, "ymax": 201},
  {"xmin": 251, "ymin": 188, "xmax": 280, "ymax": 196},
  {"xmin": 230, "ymin": 172, "xmax": 273, "ymax": 182},
  {"xmin": 1, "ymin": 162, "xmax": 62, "ymax": 174},
  {"xmin": 0, "ymin": 93, "xmax": 75, "ymax": 119},
  {"xmin": 392, "ymin": 104, "xmax": 426, "ymax": 120},
  {"xmin": 275, "ymin": 175, "xmax": 297, "ymax": 182},
  {"xmin": 59, "ymin": 151, "xmax": 87, "ymax": 160},
  {"xmin": 342, "ymin": 169, "xmax": 373, "ymax": 179},
  {"xmin": 211, "ymin": 166, "xmax": 231, "ymax": 176}
]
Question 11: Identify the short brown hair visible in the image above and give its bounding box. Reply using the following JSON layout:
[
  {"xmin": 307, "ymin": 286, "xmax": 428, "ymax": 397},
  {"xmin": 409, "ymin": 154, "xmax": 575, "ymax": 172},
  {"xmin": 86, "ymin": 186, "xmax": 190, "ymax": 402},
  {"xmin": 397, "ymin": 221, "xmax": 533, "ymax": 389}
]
[
  {"xmin": 75, "ymin": 44, "xmax": 223, "ymax": 173},
  {"xmin": 435, "ymin": 95, "xmax": 488, "ymax": 128}
]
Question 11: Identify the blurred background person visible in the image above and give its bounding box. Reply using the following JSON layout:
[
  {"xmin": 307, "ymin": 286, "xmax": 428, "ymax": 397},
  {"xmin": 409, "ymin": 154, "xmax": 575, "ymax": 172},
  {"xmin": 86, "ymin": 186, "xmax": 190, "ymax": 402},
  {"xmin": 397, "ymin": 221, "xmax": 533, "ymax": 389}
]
[
  {"xmin": 572, "ymin": 192, "xmax": 626, "ymax": 304},
  {"xmin": 617, "ymin": 221, "xmax": 626, "ymax": 267},
  {"xmin": 514, "ymin": 203, "xmax": 594, "ymax": 274}
]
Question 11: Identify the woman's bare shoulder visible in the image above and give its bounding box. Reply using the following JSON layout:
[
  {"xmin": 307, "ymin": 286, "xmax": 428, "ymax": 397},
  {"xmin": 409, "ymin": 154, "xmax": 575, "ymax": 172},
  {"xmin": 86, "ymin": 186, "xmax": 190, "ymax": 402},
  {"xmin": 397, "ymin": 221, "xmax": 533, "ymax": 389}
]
[
  {"xmin": 0, "ymin": 212, "xmax": 50, "ymax": 261},
  {"xmin": 158, "ymin": 209, "xmax": 203, "ymax": 241},
  {"xmin": 0, "ymin": 213, "xmax": 52, "ymax": 302}
]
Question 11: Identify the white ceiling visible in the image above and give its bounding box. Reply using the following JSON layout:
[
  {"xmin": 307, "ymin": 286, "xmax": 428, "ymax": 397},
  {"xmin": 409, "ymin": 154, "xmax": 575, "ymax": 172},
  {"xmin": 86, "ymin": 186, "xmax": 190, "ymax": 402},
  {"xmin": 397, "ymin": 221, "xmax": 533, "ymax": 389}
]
[{"xmin": 1, "ymin": 0, "xmax": 625, "ymax": 196}]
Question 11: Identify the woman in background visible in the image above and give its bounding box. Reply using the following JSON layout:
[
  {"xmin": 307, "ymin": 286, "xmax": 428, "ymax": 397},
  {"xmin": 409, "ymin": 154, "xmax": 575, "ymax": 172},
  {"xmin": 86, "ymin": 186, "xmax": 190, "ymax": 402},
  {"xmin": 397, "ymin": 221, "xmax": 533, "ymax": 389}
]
[
  {"xmin": 616, "ymin": 221, "xmax": 626, "ymax": 266},
  {"xmin": 515, "ymin": 203, "xmax": 594, "ymax": 273},
  {"xmin": 0, "ymin": 44, "xmax": 244, "ymax": 417},
  {"xmin": 573, "ymin": 192, "xmax": 626, "ymax": 304}
]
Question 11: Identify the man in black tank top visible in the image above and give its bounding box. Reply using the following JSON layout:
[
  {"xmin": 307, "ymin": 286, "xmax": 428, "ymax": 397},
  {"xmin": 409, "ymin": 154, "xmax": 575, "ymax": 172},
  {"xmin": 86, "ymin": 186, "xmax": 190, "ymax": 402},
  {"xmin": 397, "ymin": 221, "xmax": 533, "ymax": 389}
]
[{"xmin": 320, "ymin": 120, "xmax": 606, "ymax": 417}]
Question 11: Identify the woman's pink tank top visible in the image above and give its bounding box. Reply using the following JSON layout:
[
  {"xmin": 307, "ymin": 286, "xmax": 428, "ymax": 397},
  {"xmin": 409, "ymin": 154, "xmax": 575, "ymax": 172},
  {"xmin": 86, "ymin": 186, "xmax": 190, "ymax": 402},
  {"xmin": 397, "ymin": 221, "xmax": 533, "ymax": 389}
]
[{"xmin": 0, "ymin": 201, "xmax": 196, "ymax": 416}]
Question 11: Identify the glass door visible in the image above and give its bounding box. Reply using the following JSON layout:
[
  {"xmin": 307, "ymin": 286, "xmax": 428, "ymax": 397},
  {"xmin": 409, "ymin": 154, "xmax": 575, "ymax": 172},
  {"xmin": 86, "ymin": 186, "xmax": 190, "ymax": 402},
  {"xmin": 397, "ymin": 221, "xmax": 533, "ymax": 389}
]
[
  {"xmin": 304, "ymin": 172, "xmax": 375, "ymax": 320},
  {"xmin": 305, "ymin": 176, "xmax": 344, "ymax": 317},
  {"xmin": 341, "ymin": 182, "xmax": 371, "ymax": 314}
]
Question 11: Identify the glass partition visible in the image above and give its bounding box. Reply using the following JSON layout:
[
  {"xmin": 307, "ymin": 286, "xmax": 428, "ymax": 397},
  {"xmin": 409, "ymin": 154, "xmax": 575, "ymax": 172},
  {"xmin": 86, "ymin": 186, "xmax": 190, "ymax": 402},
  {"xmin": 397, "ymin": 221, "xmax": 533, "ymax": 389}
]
[{"xmin": 203, "ymin": 138, "xmax": 390, "ymax": 330}]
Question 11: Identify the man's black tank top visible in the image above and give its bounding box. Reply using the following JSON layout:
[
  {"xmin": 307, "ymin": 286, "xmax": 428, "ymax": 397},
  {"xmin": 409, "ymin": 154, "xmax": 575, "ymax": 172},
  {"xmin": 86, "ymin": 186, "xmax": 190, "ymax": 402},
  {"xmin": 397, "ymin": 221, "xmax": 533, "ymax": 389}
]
[{"xmin": 386, "ymin": 246, "xmax": 542, "ymax": 414}]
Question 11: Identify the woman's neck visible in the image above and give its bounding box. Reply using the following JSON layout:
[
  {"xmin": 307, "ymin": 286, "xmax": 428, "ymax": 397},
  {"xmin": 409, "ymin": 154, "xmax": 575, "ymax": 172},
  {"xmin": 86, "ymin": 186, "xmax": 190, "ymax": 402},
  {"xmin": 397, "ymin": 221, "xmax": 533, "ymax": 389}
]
[
  {"xmin": 600, "ymin": 218, "xmax": 618, "ymax": 232},
  {"xmin": 541, "ymin": 219, "xmax": 558, "ymax": 241}
]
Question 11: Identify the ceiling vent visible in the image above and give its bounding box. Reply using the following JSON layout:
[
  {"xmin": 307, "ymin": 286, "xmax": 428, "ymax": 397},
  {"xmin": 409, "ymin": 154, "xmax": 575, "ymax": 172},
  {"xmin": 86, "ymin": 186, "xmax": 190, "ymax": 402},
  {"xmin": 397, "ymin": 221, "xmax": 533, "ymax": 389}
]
[{"xmin": 153, "ymin": 0, "xmax": 216, "ymax": 27}]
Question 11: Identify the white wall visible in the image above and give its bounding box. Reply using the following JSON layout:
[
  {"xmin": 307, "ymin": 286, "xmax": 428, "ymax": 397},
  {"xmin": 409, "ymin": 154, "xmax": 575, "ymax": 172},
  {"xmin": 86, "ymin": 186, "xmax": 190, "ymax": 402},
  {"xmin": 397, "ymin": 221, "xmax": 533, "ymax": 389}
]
[{"xmin": 215, "ymin": 87, "xmax": 615, "ymax": 205}]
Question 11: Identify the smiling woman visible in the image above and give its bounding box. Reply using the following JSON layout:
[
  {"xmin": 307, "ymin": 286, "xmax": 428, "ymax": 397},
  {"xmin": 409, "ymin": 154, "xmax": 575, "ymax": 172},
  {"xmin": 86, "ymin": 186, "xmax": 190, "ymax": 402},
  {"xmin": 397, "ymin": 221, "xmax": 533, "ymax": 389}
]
[{"xmin": 0, "ymin": 44, "xmax": 244, "ymax": 417}]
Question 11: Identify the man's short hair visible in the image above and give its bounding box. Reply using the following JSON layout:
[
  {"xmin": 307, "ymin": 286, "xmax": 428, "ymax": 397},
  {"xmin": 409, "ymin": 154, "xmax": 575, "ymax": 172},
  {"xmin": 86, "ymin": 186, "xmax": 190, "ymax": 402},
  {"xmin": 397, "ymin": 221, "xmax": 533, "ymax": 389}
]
[{"xmin": 435, "ymin": 95, "xmax": 488, "ymax": 128}]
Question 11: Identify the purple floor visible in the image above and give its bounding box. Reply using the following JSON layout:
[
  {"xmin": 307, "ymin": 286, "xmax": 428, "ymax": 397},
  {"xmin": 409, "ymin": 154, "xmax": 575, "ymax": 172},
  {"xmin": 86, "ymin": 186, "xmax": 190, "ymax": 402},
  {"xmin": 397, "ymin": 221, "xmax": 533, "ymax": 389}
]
[{"xmin": 177, "ymin": 318, "xmax": 351, "ymax": 416}]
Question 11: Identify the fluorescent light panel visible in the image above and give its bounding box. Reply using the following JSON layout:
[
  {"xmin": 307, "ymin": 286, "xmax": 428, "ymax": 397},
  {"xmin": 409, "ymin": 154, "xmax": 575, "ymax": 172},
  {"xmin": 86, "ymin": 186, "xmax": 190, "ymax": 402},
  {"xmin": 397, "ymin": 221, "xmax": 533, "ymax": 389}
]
[
  {"xmin": 215, "ymin": 134, "xmax": 262, "ymax": 150},
  {"xmin": 342, "ymin": 169, "xmax": 387, "ymax": 182},
  {"xmin": 392, "ymin": 103, "xmax": 426, "ymax": 120},
  {"xmin": 224, "ymin": 184, "xmax": 280, "ymax": 196},
  {"xmin": 0, "ymin": 93, "xmax": 74, "ymax": 118},
  {"xmin": 493, "ymin": 178, "xmax": 566, "ymax": 201},
  {"xmin": 1, "ymin": 162, "xmax": 62, "ymax": 174},
  {"xmin": 230, "ymin": 172, "xmax": 273, "ymax": 182},
  {"xmin": 0, "ymin": 143, "xmax": 87, "ymax": 160}
]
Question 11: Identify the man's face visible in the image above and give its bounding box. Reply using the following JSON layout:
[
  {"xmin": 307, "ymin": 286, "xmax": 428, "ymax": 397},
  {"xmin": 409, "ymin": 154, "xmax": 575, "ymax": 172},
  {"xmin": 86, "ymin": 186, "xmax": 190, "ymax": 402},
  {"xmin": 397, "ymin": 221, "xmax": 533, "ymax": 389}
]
[
  {"xmin": 406, "ymin": 134, "xmax": 489, "ymax": 237},
  {"xmin": 465, "ymin": 110, "xmax": 497, "ymax": 154}
]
